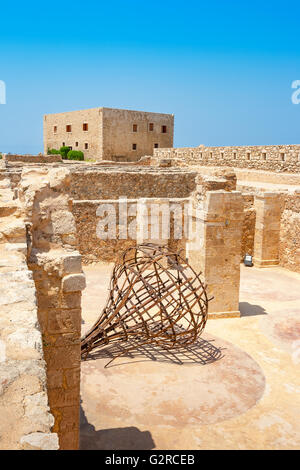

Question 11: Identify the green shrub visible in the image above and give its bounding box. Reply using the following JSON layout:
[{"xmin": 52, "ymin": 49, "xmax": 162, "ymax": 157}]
[
  {"xmin": 59, "ymin": 146, "xmax": 72, "ymax": 159},
  {"xmin": 48, "ymin": 148, "xmax": 60, "ymax": 155},
  {"xmin": 67, "ymin": 150, "xmax": 84, "ymax": 161}
]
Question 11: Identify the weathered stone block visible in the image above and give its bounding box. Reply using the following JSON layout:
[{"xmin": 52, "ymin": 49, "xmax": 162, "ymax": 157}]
[{"xmin": 62, "ymin": 274, "xmax": 86, "ymax": 292}]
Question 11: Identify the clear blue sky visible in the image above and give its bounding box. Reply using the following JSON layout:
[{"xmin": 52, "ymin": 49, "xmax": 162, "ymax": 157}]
[{"xmin": 1, "ymin": 0, "xmax": 300, "ymax": 154}]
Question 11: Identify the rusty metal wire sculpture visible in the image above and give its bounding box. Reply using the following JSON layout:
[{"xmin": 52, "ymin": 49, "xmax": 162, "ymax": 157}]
[{"xmin": 81, "ymin": 244, "xmax": 210, "ymax": 367}]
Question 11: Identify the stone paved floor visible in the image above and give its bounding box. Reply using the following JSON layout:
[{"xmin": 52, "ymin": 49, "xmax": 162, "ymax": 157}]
[{"xmin": 80, "ymin": 263, "xmax": 300, "ymax": 450}]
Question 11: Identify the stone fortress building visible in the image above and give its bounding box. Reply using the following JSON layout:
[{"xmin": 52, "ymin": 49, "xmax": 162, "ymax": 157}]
[{"xmin": 43, "ymin": 107, "xmax": 174, "ymax": 161}]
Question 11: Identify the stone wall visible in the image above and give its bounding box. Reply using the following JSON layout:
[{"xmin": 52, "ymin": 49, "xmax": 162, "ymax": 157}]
[
  {"xmin": 279, "ymin": 192, "xmax": 300, "ymax": 273},
  {"xmin": 72, "ymin": 198, "xmax": 189, "ymax": 264},
  {"xmin": 69, "ymin": 167, "xmax": 197, "ymax": 200},
  {"xmin": 102, "ymin": 108, "xmax": 174, "ymax": 161},
  {"xmin": 17, "ymin": 167, "xmax": 85, "ymax": 450},
  {"xmin": 43, "ymin": 108, "xmax": 102, "ymax": 160},
  {"xmin": 241, "ymin": 194, "xmax": 256, "ymax": 259},
  {"xmin": 0, "ymin": 172, "xmax": 58, "ymax": 450},
  {"xmin": 154, "ymin": 144, "xmax": 300, "ymax": 173},
  {"xmin": 4, "ymin": 154, "xmax": 62, "ymax": 164}
]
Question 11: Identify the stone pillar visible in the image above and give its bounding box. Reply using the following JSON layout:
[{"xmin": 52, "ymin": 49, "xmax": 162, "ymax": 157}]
[
  {"xmin": 253, "ymin": 192, "xmax": 281, "ymax": 267},
  {"xmin": 30, "ymin": 251, "xmax": 85, "ymax": 450},
  {"xmin": 187, "ymin": 190, "xmax": 244, "ymax": 318}
]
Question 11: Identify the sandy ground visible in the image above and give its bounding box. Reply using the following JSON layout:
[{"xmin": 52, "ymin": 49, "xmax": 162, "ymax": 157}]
[{"xmin": 80, "ymin": 263, "xmax": 300, "ymax": 450}]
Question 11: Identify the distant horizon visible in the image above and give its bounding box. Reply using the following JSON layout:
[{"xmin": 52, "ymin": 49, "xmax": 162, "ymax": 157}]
[{"xmin": 1, "ymin": 0, "xmax": 300, "ymax": 154}]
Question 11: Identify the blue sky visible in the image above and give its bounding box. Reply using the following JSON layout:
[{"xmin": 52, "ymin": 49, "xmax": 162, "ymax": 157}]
[{"xmin": 0, "ymin": 0, "xmax": 300, "ymax": 154}]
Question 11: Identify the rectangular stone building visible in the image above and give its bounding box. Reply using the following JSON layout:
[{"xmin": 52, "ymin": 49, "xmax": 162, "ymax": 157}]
[{"xmin": 43, "ymin": 107, "xmax": 174, "ymax": 161}]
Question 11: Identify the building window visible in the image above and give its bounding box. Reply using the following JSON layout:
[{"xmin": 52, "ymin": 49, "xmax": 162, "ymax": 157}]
[
  {"xmin": 84, "ymin": 143, "xmax": 88, "ymax": 149},
  {"xmin": 233, "ymin": 152, "xmax": 237, "ymax": 159},
  {"xmin": 53, "ymin": 126, "xmax": 57, "ymax": 133},
  {"xmin": 62, "ymin": 142, "xmax": 65, "ymax": 146},
  {"xmin": 281, "ymin": 153, "xmax": 285, "ymax": 161},
  {"xmin": 132, "ymin": 143, "xmax": 137, "ymax": 150},
  {"xmin": 66, "ymin": 125, "xmax": 72, "ymax": 133},
  {"xmin": 75, "ymin": 142, "xmax": 78, "ymax": 147},
  {"xmin": 247, "ymin": 152, "xmax": 251, "ymax": 160},
  {"xmin": 210, "ymin": 152, "xmax": 213, "ymax": 158},
  {"xmin": 262, "ymin": 152, "xmax": 267, "ymax": 160},
  {"xmin": 83, "ymin": 123, "xmax": 88, "ymax": 131},
  {"xmin": 221, "ymin": 152, "xmax": 224, "ymax": 158},
  {"xmin": 154, "ymin": 143, "xmax": 159, "ymax": 148},
  {"xmin": 161, "ymin": 125, "xmax": 167, "ymax": 133},
  {"xmin": 133, "ymin": 124, "xmax": 138, "ymax": 132},
  {"xmin": 149, "ymin": 123, "xmax": 154, "ymax": 131}
]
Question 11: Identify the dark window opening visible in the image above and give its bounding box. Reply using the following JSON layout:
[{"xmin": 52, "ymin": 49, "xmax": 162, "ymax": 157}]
[
  {"xmin": 53, "ymin": 126, "xmax": 57, "ymax": 133},
  {"xmin": 154, "ymin": 143, "xmax": 159, "ymax": 148},
  {"xmin": 84, "ymin": 143, "xmax": 88, "ymax": 149},
  {"xmin": 66, "ymin": 125, "xmax": 72, "ymax": 133},
  {"xmin": 149, "ymin": 123, "xmax": 154, "ymax": 131},
  {"xmin": 83, "ymin": 123, "xmax": 88, "ymax": 131},
  {"xmin": 262, "ymin": 153, "xmax": 267, "ymax": 160},
  {"xmin": 233, "ymin": 152, "xmax": 237, "ymax": 159},
  {"xmin": 132, "ymin": 143, "xmax": 137, "ymax": 150},
  {"xmin": 281, "ymin": 153, "xmax": 285, "ymax": 161},
  {"xmin": 62, "ymin": 142, "xmax": 65, "ymax": 146},
  {"xmin": 75, "ymin": 142, "xmax": 79, "ymax": 147},
  {"xmin": 133, "ymin": 124, "xmax": 138, "ymax": 132},
  {"xmin": 161, "ymin": 125, "xmax": 167, "ymax": 133},
  {"xmin": 247, "ymin": 153, "xmax": 251, "ymax": 160}
]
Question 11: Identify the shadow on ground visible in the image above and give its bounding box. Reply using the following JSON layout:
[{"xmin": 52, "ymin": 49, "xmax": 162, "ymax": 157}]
[
  {"xmin": 80, "ymin": 405, "xmax": 156, "ymax": 450},
  {"xmin": 82, "ymin": 336, "xmax": 224, "ymax": 368},
  {"xmin": 239, "ymin": 302, "xmax": 267, "ymax": 317}
]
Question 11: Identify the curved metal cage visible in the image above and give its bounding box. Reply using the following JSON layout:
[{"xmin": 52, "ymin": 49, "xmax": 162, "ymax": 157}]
[{"xmin": 81, "ymin": 244, "xmax": 210, "ymax": 366}]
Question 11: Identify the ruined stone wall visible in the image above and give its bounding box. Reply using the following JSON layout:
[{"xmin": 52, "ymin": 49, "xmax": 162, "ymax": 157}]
[
  {"xmin": 18, "ymin": 167, "xmax": 85, "ymax": 450},
  {"xmin": 279, "ymin": 192, "xmax": 300, "ymax": 273},
  {"xmin": 69, "ymin": 168, "xmax": 197, "ymax": 200},
  {"xmin": 0, "ymin": 172, "xmax": 58, "ymax": 450},
  {"xmin": 72, "ymin": 198, "xmax": 189, "ymax": 264},
  {"xmin": 154, "ymin": 145, "xmax": 300, "ymax": 173},
  {"xmin": 102, "ymin": 108, "xmax": 174, "ymax": 161},
  {"xmin": 241, "ymin": 194, "xmax": 256, "ymax": 259},
  {"xmin": 4, "ymin": 155, "xmax": 62, "ymax": 164}
]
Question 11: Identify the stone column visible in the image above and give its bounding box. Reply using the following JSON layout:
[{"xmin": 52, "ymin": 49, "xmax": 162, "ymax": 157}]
[
  {"xmin": 187, "ymin": 190, "xmax": 244, "ymax": 318},
  {"xmin": 253, "ymin": 192, "xmax": 281, "ymax": 267}
]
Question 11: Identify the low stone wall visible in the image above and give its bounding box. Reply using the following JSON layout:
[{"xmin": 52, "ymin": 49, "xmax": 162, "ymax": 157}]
[
  {"xmin": 4, "ymin": 154, "xmax": 62, "ymax": 164},
  {"xmin": 69, "ymin": 167, "xmax": 197, "ymax": 200},
  {"xmin": 154, "ymin": 145, "xmax": 300, "ymax": 173},
  {"xmin": 279, "ymin": 192, "xmax": 300, "ymax": 273}
]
